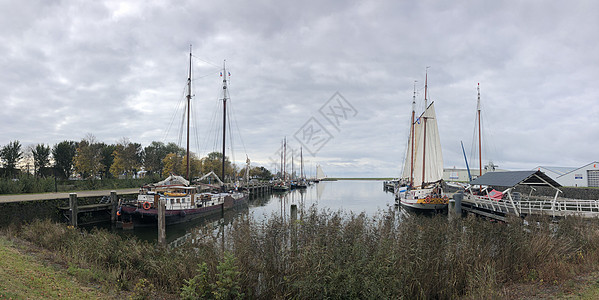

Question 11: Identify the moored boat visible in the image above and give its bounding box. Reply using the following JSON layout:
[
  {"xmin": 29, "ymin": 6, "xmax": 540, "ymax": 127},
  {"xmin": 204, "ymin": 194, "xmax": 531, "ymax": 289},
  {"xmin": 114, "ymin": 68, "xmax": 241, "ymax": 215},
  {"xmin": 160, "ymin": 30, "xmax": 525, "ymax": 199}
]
[
  {"xmin": 119, "ymin": 176, "xmax": 246, "ymax": 226},
  {"xmin": 118, "ymin": 49, "xmax": 248, "ymax": 227},
  {"xmin": 396, "ymin": 71, "xmax": 448, "ymax": 211}
]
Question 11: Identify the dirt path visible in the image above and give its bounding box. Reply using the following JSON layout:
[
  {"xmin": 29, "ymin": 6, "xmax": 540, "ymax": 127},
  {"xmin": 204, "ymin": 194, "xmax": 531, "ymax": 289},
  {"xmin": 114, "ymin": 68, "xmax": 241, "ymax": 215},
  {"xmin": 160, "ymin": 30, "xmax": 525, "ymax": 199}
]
[{"xmin": 0, "ymin": 188, "xmax": 138, "ymax": 203}]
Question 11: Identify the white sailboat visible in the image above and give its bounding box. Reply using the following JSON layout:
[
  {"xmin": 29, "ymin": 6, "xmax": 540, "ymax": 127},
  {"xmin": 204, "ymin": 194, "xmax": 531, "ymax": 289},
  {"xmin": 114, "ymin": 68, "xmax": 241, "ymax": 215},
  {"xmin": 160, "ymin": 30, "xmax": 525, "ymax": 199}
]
[
  {"xmin": 315, "ymin": 165, "xmax": 326, "ymax": 182},
  {"xmin": 396, "ymin": 72, "xmax": 448, "ymax": 210}
]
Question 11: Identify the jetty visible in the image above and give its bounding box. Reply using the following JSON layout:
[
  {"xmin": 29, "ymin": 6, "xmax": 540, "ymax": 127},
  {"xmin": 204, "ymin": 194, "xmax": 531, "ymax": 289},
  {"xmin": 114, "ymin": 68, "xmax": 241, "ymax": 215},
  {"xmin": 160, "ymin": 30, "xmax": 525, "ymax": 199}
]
[{"xmin": 453, "ymin": 170, "xmax": 599, "ymax": 221}]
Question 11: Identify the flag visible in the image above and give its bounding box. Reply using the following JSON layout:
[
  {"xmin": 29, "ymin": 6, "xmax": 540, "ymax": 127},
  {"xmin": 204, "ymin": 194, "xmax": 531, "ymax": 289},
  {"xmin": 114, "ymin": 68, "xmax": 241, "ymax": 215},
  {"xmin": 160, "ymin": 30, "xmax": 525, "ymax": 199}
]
[{"xmin": 220, "ymin": 72, "xmax": 222, "ymax": 76}]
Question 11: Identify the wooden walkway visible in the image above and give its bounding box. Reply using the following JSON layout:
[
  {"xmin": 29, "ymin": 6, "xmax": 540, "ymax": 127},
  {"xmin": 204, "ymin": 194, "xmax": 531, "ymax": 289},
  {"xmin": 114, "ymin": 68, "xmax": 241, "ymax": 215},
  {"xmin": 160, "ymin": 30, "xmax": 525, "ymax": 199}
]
[{"xmin": 0, "ymin": 188, "xmax": 139, "ymax": 204}]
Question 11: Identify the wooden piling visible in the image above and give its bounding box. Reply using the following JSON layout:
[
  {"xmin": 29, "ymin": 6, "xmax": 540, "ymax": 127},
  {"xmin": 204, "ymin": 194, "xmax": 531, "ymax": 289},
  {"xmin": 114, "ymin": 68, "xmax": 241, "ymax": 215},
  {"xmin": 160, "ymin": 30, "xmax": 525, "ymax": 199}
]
[
  {"xmin": 290, "ymin": 204, "xmax": 297, "ymax": 222},
  {"xmin": 291, "ymin": 203, "xmax": 298, "ymax": 250},
  {"xmin": 157, "ymin": 194, "xmax": 166, "ymax": 247},
  {"xmin": 69, "ymin": 193, "xmax": 78, "ymax": 227},
  {"xmin": 110, "ymin": 191, "xmax": 117, "ymax": 223}
]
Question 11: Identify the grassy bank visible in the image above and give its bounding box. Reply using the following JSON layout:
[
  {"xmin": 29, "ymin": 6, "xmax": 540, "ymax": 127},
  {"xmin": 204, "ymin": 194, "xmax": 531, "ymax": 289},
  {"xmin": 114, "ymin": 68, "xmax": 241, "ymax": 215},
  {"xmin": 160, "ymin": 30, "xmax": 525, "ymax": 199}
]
[
  {"xmin": 2, "ymin": 210, "xmax": 599, "ymax": 299},
  {"xmin": 0, "ymin": 236, "xmax": 112, "ymax": 299}
]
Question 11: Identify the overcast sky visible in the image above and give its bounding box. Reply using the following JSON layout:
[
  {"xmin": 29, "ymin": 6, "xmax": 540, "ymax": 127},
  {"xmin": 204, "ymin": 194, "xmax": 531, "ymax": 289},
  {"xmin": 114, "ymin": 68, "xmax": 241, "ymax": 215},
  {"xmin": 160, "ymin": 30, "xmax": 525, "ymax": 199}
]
[{"xmin": 1, "ymin": 0, "xmax": 598, "ymax": 177}]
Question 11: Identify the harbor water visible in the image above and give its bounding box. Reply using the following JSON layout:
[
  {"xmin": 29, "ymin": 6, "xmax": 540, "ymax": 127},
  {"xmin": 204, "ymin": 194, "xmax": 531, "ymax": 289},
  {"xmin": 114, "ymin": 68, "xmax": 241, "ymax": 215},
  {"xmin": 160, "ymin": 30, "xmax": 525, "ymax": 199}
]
[{"xmin": 113, "ymin": 180, "xmax": 398, "ymax": 244}]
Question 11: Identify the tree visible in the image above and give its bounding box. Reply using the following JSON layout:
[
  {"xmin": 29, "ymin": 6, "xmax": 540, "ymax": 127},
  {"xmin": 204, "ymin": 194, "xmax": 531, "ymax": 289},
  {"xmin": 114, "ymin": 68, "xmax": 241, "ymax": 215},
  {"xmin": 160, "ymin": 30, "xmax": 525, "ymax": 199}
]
[
  {"xmin": 185, "ymin": 154, "xmax": 202, "ymax": 179},
  {"xmin": 32, "ymin": 143, "xmax": 51, "ymax": 177},
  {"xmin": 201, "ymin": 152, "xmax": 235, "ymax": 181},
  {"xmin": 162, "ymin": 153, "xmax": 184, "ymax": 177},
  {"xmin": 73, "ymin": 135, "xmax": 104, "ymax": 179},
  {"xmin": 110, "ymin": 139, "xmax": 142, "ymax": 178},
  {"xmin": 1, "ymin": 140, "xmax": 23, "ymax": 177},
  {"xmin": 99, "ymin": 143, "xmax": 117, "ymax": 179},
  {"xmin": 143, "ymin": 141, "xmax": 168, "ymax": 176},
  {"xmin": 52, "ymin": 140, "xmax": 77, "ymax": 179},
  {"xmin": 161, "ymin": 152, "xmax": 202, "ymax": 179},
  {"xmin": 251, "ymin": 166, "xmax": 273, "ymax": 180},
  {"xmin": 164, "ymin": 142, "xmax": 185, "ymax": 157}
]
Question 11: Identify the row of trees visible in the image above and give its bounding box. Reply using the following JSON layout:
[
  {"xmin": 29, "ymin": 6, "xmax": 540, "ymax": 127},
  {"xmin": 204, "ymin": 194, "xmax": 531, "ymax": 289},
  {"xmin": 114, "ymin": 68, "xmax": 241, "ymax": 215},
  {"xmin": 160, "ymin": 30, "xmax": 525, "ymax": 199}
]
[{"xmin": 0, "ymin": 136, "xmax": 272, "ymax": 181}]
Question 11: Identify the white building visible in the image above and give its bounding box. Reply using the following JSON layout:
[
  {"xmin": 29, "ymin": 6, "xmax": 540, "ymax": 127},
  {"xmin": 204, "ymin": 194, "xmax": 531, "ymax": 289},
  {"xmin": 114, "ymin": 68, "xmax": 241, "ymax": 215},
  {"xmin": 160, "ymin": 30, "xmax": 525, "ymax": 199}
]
[
  {"xmin": 532, "ymin": 166, "xmax": 576, "ymax": 181},
  {"xmin": 537, "ymin": 162, "xmax": 599, "ymax": 187}
]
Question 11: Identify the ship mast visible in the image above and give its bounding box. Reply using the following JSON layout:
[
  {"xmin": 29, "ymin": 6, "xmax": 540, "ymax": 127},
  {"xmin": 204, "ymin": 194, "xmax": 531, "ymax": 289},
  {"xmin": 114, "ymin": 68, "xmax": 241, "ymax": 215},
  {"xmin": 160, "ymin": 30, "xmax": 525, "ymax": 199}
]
[
  {"xmin": 221, "ymin": 60, "xmax": 228, "ymax": 191},
  {"xmin": 300, "ymin": 146, "xmax": 304, "ymax": 180},
  {"xmin": 186, "ymin": 47, "xmax": 192, "ymax": 182},
  {"xmin": 409, "ymin": 81, "xmax": 416, "ymax": 187},
  {"xmin": 421, "ymin": 69, "xmax": 429, "ymax": 187},
  {"xmin": 280, "ymin": 139, "xmax": 284, "ymax": 180},
  {"xmin": 477, "ymin": 83, "xmax": 482, "ymax": 177},
  {"xmin": 283, "ymin": 137, "xmax": 287, "ymax": 183}
]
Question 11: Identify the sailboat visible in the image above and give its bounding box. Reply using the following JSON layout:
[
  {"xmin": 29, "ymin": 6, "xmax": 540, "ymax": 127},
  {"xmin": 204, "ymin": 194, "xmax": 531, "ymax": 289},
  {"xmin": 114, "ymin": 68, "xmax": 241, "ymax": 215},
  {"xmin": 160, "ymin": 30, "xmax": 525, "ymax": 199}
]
[
  {"xmin": 314, "ymin": 164, "xmax": 326, "ymax": 182},
  {"xmin": 295, "ymin": 147, "xmax": 308, "ymax": 188},
  {"xmin": 118, "ymin": 50, "xmax": 247, "ymax": 227},
  {"xmin": 273, "ymin": 138, "xmax": 290, "ymax": 192},
  {"xmin": 395, "ymin": 72, "xmax": 448, "ymax": 210}
]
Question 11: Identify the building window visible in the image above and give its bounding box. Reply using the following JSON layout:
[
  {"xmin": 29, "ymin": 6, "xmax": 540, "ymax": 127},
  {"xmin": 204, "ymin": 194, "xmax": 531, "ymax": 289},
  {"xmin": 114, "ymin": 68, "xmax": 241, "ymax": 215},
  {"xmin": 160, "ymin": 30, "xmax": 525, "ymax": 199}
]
[{"xmin": 588, "ymin": 170, "xmax": 599, "ymax": 187}]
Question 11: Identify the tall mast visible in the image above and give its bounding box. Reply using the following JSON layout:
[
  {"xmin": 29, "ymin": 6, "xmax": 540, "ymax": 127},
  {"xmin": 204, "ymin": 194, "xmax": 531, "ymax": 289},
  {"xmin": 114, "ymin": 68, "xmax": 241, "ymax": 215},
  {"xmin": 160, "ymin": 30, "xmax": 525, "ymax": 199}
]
[
  {"xmin": 424, "ymin": 67, "xmax": 429, "ymax": 108},
  {"xmin": 477, "ymin": 83, "xmax": 482, "ymax": 176},
  {"xmin": 421, "ymin": 70, "xmax": 428, "ymax": 187},
  {"xmin": 280, "ymin": 139, "xmax": 283, "ymax": 180},
  {"xmin": 186, "ymin": 47, "xmax": 192, "ymax": 181},
  {"xmin": 291, "ymin": 151, "xmax": 294, "ymax": 181},
  {"xmin": 221, "ymin": 60, "xmax": 228, "ymax": 190},
  {"xmin": 409, "ymin": 81, "xmax": 416, "ymax": 187},
  {"xmin": 300, "ymin": 147, "xmax": 304, "ymax": 180},
  {"xmin": 283, "ymin": 137, "xmax": 287, "ymax": 183}
]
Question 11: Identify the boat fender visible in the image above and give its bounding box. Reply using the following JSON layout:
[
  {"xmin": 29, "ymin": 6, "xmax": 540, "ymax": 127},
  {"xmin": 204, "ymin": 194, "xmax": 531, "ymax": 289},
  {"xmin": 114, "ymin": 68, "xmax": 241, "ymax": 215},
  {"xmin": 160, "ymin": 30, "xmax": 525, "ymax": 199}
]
[
  {"xmin": 180, "ymin": 211, "xmax": 186, "ymax": 217},
  {"xmin": 142, "ymin": 201, "xmax": 151, "ymax": 210}
]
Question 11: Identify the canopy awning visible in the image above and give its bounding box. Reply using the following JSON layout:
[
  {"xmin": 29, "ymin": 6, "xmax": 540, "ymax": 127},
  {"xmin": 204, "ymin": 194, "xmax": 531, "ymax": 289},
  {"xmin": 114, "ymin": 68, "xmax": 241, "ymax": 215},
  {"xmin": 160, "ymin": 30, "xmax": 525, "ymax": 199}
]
[{"xmin": 469, "ymin": 170, "xmax": 561, "ymax": 189}]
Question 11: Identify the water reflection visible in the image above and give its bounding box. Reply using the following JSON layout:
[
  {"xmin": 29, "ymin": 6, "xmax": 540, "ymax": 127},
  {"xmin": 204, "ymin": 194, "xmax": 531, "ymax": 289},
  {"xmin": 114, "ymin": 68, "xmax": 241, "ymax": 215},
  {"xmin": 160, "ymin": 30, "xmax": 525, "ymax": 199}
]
[{"xmin": 112, "ymin": 180, "xmax": 404, "ymax": 244}]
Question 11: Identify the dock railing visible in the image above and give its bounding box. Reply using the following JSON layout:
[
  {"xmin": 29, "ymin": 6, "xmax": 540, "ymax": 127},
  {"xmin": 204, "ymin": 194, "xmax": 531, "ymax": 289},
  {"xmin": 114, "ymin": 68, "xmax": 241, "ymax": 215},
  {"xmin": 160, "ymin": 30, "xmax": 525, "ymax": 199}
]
[{"xmin": 465, "ymin": 193, "xmax": 599, "ymax": 218}]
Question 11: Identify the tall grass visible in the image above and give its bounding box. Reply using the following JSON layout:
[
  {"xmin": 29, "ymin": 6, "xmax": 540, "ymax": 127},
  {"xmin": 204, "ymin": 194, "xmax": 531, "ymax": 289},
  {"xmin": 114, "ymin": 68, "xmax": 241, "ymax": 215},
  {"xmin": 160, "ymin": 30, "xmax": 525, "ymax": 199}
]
[{"xmin": 7, "ymin": 208, "xmax": 599, "ymax": 299}]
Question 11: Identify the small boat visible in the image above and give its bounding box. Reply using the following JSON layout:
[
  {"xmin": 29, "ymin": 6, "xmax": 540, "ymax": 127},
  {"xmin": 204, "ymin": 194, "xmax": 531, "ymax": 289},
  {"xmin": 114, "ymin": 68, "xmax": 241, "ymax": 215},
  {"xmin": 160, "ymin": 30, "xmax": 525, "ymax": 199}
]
[
  {"xmin": 272, "ymin": 182, "xmax": 290, "ymax": 192},
  {"xmin": 396, "ymin": 72, "xmax": 448, "ymax": 210},
  {"xmin": 118, "ymin": 49, "xmax": 247, "ymax": 227}
]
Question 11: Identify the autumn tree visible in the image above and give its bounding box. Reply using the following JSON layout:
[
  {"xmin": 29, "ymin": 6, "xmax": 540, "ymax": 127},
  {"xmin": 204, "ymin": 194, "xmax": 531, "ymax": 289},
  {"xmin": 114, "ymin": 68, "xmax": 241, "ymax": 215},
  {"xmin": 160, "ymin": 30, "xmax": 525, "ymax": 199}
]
[
  {"xmin": 162, "ymin": 153, "xmax": 184, "ymax": 177},
  {"xmin": 110, "ymin": 139, "xmax": 142, "ymax": 178},
  {"xmin": 143, "ymin": 141, "xmax": 185, "ymax": 176},
  {"xmin": 201, "ymin": 152, "xmax": 236, "ymax": 182},
  {"xmin": 0, "ymin": 140, "xmax": 23, "ymax": 177},
  {"xmin": 32, "ymin": 143, "xmax": 51, "ymax": 177},
  {"xmin": 73, "ymin": 135, "xmax": 104, "ymax": 179},
  {"xmin": 161, "ymin": 152, "xmax": 202, "ymax": 179},
  {"xmin": 99, "ymin": 143, "xmax": 117, "ymax": 179},
  {"xmin": 52, "ymin": 140, "xmax": 77, "ymax": 179}
]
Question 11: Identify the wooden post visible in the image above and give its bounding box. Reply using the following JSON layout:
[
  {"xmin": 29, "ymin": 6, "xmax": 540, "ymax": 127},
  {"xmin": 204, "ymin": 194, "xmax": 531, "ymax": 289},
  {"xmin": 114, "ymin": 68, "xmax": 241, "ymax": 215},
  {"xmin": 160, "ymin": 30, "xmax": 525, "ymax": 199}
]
[
  {"xmin": 290, "ymin": 204, "xmax": 297, "ymax": 222},
  {"xmin": 69, "ymin": 193, "xmax": 78, "ymax": 227},
  {"xmin": 110, "ymin": 191, "xmax": 118, "ymax": 223},
  {"xmin": 157, "ymin": 194, "xmax": 166, "ymax": 247},
  {"xmin": 291, "ymin": 204, "xmax": 297, "ymax": 250}
]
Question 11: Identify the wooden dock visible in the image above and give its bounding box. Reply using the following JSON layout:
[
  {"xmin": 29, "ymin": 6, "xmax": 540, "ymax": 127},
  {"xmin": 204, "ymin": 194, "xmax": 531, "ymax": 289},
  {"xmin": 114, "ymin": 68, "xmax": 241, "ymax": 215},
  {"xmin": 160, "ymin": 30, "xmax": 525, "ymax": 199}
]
[
  {"xmin": 453, "ymin": 171, "xmax": 599, "ymax": 221},
  {"xmin": 240, "ymin": 182, "xmax": 273, "ymax": 195}
]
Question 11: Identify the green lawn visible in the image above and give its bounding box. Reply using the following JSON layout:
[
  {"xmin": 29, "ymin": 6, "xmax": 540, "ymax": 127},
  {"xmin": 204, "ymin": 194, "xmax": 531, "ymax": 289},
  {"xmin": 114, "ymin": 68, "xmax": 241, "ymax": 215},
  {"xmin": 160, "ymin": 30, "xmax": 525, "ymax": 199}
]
[{"xmin": 0, "ymin": 237, "xmax": 108, "ymax": 299}]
